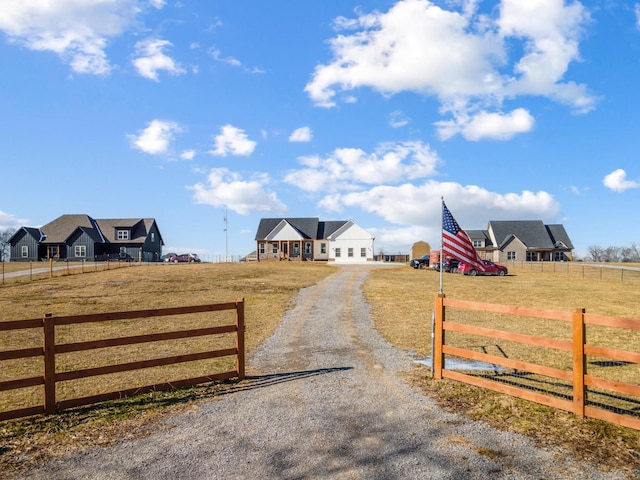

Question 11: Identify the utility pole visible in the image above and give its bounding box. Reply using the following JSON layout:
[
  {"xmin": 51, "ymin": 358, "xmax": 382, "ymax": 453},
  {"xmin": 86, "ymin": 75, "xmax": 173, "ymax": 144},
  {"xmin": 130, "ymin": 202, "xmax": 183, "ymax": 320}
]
[{"xmin": 224, "ymin": 209, "xmax": 228, "ymax": 262}]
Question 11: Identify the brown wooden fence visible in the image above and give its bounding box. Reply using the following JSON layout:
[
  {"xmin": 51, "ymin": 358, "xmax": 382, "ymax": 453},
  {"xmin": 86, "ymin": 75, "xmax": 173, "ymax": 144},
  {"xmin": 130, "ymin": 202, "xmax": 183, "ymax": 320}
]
[
  {"xmin": 433, "ymin": 294, "xmax": 640, "ymax": 431},
  {"xmin": 0, "ymin": 300, "xmax": 245, "ymax": 422}
]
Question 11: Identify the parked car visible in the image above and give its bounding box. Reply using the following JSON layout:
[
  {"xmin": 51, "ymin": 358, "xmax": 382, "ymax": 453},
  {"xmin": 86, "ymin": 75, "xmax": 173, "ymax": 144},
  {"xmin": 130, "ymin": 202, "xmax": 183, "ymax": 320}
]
[
  {"xmin": 162, "ymin": 252, "xmax": 178, "ymax": 262},
  {"xmin": 169, "ymin": 253, "xmax": 201, "ymax": 263},
  {"xmin": 410, "ymin": 254, "xmax": 430, "ymax": 269},
  {"xmin": 458, "ymin": 260, "xmax": 508, "ymax": 276},
  {"xmin": 433, "ymin": 257, "xmax": 460, "ymax": 273}
]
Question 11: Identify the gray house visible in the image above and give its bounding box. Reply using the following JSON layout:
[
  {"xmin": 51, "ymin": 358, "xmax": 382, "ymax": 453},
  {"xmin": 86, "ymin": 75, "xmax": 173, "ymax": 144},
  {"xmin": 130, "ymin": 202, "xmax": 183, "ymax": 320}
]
[
  {"xmin": 467, "ymin": 221, "xmax": 574, "ymax": 263},
  {"xmin": 9, "ymin": 214, "xmax": 164, "ymax": 262}
]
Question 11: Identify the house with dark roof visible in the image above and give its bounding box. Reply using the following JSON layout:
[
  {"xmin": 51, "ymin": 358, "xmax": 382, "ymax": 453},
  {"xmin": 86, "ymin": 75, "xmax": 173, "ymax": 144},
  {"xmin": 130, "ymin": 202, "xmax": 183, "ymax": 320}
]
[
  {"xmin": 9, "ymin": 214, "xmax": 164, "ymax": 262},
  {"xmin": 255, "ymin": 218, "xmax": 375, "ymax": 262},
  {"xmin": 466, "ymin": 220, "xmax": 574, "ymax": 263}
]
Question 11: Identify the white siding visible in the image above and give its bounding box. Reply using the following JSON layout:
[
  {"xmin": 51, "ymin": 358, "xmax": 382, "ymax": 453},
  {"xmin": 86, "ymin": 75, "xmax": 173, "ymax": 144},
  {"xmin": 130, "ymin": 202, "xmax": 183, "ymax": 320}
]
[{"xmin": 329, "ymin": 222, "xmax": 374, "ymax": 263}]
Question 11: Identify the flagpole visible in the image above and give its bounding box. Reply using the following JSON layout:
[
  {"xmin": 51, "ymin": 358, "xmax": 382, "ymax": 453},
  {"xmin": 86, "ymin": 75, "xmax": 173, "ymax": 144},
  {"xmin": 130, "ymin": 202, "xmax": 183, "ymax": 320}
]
[{"xmin": 439, "ymin": 197, "xmax": 444, "ymax": 294}]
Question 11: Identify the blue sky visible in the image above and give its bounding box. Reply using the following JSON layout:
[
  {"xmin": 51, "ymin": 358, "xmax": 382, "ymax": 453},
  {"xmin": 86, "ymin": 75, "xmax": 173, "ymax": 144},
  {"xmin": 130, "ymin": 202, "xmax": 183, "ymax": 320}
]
[{"xmin": 1, "ymin": 0, "xmax": 640, "ymax": 260}]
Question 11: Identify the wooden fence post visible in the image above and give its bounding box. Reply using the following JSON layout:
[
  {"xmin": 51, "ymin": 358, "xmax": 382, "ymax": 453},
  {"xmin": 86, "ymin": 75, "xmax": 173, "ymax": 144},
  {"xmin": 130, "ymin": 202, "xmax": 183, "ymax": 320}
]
[
  {"xmin": 572, "ymin": 307, "xmax": 586, "ymax": 418},
  {"xmin": 43, "ymin": 313, "xmax": 56, "ymax": 414},
  {"xmin": 433, "ymin": 294, "xmax": 445, "ymax": 379},
  {"xmin": 236, "ymin": 299, "xmax": 245, "ymax": 381}
]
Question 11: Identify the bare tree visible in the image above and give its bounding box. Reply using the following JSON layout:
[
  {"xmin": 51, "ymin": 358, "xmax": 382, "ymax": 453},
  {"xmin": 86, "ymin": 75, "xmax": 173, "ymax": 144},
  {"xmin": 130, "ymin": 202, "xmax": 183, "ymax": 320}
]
[
  {"xmin": 585, "ymin": 245, "xmax": 605, "ymax": 262},
  {"xmin": 603, "ymin": 246, "xmax": 622, "ymax": 262},
  {"xmin": 620, "ymin": 243, "xmax": 640, "ymax": 263},
  {"xmin": 0, "ymin": 228, "xmax": 16, "ymax": 262}
]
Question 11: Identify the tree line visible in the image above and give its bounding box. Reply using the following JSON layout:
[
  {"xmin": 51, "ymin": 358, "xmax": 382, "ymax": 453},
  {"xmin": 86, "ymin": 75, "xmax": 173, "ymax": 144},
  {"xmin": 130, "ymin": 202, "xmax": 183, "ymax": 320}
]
[
  {"xmin": 0, "ymin": 227, "xmax": 15, "ymax": 262},
  {"xmin": 583, "ymin": 244, "xmax": 640, "ymax": 263}
]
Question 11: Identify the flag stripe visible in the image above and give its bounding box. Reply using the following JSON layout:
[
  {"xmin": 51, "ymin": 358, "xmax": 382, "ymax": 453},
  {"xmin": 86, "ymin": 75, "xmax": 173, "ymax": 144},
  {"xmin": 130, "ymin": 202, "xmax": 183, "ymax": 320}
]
[{"xmin": 442, "ymin": 201, "xmax": 485, "ymax": 271}]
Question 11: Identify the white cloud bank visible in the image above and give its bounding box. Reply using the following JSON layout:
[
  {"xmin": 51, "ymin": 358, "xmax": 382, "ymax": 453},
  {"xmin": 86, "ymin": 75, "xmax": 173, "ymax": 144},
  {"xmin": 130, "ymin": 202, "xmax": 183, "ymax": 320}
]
[
  {"xmin": 305, "ymin": 0, "xmax": 593, "ymax": 141},
  {"xmin": 603, "ymin": 169, "xmax": 640, "ymax": 192},
  {"xmin": 0, "ymin": 0, "xmax": 144, "ymax": 75},
  {"xmin": 190, "ymin": 168, "xmax": 287, "ymax": 215},
  {"xmin": 284, "ymin": 141, "xmax": 440, "ymax": 193}
]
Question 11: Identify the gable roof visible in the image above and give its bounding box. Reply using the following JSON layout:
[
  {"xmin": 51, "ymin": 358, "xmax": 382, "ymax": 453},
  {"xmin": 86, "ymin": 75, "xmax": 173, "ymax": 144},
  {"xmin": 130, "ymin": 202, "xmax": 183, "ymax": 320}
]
[
  {"xmin": 319, "ymin": 221, "xmax": 349, "ymax": 239},
  {"xmin": 96, "ymin": 218, "xmax": 160, "ymax": 244},
  {"xmin": 487, "ymin": 220, "xmax": 568, "ymax": 249},
  {"xmin": 40, "ymin": 214, "xmax": 105, "ymax": 244},
  {"xmin": 18, "ymin": 215, "xmax": 162, "ymax": 246},
  {"xmin": 255, "ymin": 218, "xmax": 320, "ymax": 240},
  {"xmin": 255, "ymin": 218, "xmax": 361, "ymax": 241},
  {"xmin": 9, "ymin": 226, "xmax": 45, "ymax": 244},
  {"xmin": 545, "ymin": 224, "xmax": 574, "ymax": 249}
]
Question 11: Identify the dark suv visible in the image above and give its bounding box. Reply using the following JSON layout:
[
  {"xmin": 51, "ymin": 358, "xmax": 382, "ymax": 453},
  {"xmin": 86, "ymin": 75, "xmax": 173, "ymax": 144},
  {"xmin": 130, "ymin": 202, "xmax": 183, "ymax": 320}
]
[
  {"xmin": 434, "ymin": 257, "xmax": 460, "ymax": 273},
  {"xmin": 410, "ymin": 254, "xmax": 430, "ymax": 269}
]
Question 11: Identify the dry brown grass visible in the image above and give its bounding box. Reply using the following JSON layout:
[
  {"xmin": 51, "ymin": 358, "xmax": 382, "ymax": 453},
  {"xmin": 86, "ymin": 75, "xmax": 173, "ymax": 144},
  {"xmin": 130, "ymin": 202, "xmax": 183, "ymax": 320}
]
[
  {"xmin": 364, "ymin": 264, "xmax": 640, "ymax": 477},
  {"xmin": 2, "ymin": 261, "xmax": 640, "ymax": 478},
  {"xmin": 0, "ymin": 261, "xmax": 337, "ymax": 478}
]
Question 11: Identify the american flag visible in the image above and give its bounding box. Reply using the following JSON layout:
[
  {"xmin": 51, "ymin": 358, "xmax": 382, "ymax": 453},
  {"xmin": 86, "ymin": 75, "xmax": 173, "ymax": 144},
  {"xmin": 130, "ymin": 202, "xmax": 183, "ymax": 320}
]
[{"xmin": 442, "ymin": 201, "xmax": 485, "ymax": 271}]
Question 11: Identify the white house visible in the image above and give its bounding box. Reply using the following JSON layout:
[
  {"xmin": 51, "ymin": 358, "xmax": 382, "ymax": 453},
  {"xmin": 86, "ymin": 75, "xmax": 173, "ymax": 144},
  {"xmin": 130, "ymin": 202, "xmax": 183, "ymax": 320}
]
[{"xmin": 254, "ymin": 218, "xmax": 375, "ymax": 263}]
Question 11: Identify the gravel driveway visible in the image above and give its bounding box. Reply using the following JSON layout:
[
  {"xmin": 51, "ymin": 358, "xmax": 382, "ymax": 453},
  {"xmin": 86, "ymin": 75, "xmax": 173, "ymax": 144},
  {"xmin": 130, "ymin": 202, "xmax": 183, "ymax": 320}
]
[{"xmin": 17, "ymin": 264, "xmax": 622, "ymax": 479}]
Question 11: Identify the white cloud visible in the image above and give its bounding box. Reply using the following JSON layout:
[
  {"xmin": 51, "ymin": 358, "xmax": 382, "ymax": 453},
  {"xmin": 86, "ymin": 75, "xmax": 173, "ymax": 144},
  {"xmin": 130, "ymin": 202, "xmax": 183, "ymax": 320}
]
[
  {"xmin": 305, "ymin": 0, "xmax": 593, "ymax": 139},
  {"xmin": 180, "ymin": 150, "xmax": 195, "ymax": 160},
  {"xmin": 132, "ymin": 38, "xmax": 185, "ymax": 81},
  {"xmin": 321, "ymin": 180, "xmax": 559, "ymax": 228},
  {"xmin": 284, "ymin": 141, "xmax": 441, "ymax": 192},
  {"xmin": 129, "ymin": 119, "xmax": 181, "ymax": 155},
  {"xmin": 0, "ymin": 0, "xmax": 141, "ymax": 75},
  {"xmin": 0, "ymin": 210, "xmax": 29, "ymax": 230},
  {"xmin": 209, "ymin": 47, "xmax": 241, "ymax": 67},
  {"xmin": 603, "ymin": 169, "xmax": 640, "ymax": 192},
  {"xmin": 289, "ymin": 126, "xmax": 312, "ymax": 142},
  {"xmin": 189, "ymin": 168, "xmax": 287, "ymax": 215},
  {"xmin": 389, "ymin": 110, "xmax": 410, "ymax": 128},
  {"xmin": 636, "ymin": 4, "xmax": 640, "ymax": 29},
  {"xmin": 437, "ymin": 108, "xmax": 535, "ymax": 141},
  {"xmin": 209, "ymin": 125, "xmax": 257, "ymax": 156}
]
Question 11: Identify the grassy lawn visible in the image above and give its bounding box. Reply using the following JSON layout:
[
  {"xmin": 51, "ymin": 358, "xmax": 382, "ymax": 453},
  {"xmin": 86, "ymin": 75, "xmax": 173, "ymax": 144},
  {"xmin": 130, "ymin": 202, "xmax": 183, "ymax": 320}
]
[{"xmin": 1, "ymin": 261, "xmax": 639, "ymax": 477}]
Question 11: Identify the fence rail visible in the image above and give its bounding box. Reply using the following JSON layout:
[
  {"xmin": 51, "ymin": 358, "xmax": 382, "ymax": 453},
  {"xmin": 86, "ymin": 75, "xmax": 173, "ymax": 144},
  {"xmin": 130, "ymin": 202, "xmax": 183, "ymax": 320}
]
[
  {"xmin": 507, "ymin": 261, "xmax": 640, "ymax": 284},
  {"xmin": 0, "ymin": 300, "xmax": 245, "ymax": 422},
  {"xmin": 433, "ymin": 295, "xmax": 640, "ymax": 431}
]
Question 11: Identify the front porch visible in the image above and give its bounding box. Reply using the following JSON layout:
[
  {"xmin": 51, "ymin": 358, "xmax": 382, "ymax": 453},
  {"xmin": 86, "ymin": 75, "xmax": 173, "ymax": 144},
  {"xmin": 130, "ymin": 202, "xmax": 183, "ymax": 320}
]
[{"xmin": 257, "ymin": 240, "xmax": 315, "ymax": 261}]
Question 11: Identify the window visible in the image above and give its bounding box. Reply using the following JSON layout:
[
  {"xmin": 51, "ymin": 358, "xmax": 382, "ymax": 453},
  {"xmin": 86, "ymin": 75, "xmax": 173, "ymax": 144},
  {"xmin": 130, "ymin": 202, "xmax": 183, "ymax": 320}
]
[
  {"xmin": 361, "ymin": 248, "xmax": 366, "ymax": 257},
  {"xmin": 75, "ymin": 245, "xmax": 86, "ymax": 257},
  {"xmin": 554, "ymin": 251, "xmax": 566, "ymax": 261},
  {"xmin": 259, "ymin": 243, "xmax": 265, "ymax": 254},
  {"xmin": 335, "ymin": 248, "xmax": 341, "ymax": 258},
  {"xmin": 272, "ymin": 243, "xmax": 278, "ymax": 254},
  {"xmin": 21, "ymin": 246, "xmax": 28, "ymax": 257},
  {"xmin": 293, "ymin": 243, "xmax": 299, "ymax": 255},
  {"xmin": 473, "ymin": 240, "xmax": 483, "ymax": 247},
  {"xmin": 348, "ymin": 248, "xmax": 354, "ymax": 257},
  {"xmin": 507, "ymin": 251, "xmax": 516, "ymax": 261},
  {"xmin": 320, "ymin": 243, "xmax": 326, "ymax": 254},
  {"xmin": 116, "ymin": 229, "xmax": 129, "ymax": 240},
  {"xmin": 526, "ymin": 251, "xmax": 537, "ymax": 262},
  {"xmin": 304, "ymin": 242, "xmax": 312, "ymax": 254},
  {"xmin": 151, "ymin": 232, "xmax": 155, "ymax": 242}
]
